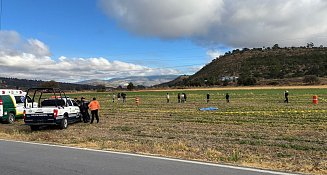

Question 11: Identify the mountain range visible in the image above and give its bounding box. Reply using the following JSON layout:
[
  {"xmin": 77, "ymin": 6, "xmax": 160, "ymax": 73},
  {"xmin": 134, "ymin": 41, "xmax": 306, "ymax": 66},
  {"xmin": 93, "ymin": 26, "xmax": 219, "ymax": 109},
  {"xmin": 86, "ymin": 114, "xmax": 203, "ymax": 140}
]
[{"xmin": 77, "ymin": 75, "xmax": 179, "ymax": 87}]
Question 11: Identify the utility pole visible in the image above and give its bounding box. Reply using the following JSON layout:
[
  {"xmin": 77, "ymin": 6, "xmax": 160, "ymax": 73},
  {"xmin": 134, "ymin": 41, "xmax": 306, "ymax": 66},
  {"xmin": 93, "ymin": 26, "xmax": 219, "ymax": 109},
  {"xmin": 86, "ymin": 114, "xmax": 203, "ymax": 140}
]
[{"xmin": 0, "ymin": 0, "xmax": 2, "ymax": 30}]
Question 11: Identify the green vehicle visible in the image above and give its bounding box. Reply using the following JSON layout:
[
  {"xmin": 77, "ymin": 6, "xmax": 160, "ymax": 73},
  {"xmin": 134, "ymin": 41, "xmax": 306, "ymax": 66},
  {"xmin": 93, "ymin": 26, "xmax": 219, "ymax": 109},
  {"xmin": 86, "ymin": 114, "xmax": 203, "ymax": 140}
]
[{"xmin": 0, "ymin": 89, "xmax": 26, "ymax": 124}]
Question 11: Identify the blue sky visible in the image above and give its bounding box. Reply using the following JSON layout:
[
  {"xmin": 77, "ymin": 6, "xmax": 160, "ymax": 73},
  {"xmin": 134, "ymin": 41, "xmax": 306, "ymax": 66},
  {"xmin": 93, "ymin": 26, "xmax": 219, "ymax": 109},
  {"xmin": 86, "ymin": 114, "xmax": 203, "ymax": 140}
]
[
  {"xmin": 1, "ymin": 0, "xmax": 222, "ymax": 79},
  {"xmin": 1, "ymin": 0, "xmax": 326, "ymax": 82}
]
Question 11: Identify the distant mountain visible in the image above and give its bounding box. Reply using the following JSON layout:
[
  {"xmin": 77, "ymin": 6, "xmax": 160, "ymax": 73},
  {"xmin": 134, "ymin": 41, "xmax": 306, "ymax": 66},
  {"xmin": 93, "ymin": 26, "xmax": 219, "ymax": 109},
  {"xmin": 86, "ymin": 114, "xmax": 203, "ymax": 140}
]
[
  {"xmin": 155, "ymin": 75, "xmax": 190, "ymax": 87},
  {"xmin": 160, "ymin": 46, "xmax": 327, "ymax": 87},
  {"xmin": 77, "ymin": 75, "xmax": 180, "ymax": 87},
  {"xmin": 0, "ymin": 77, "xmax": 99, "ymax": 91}
]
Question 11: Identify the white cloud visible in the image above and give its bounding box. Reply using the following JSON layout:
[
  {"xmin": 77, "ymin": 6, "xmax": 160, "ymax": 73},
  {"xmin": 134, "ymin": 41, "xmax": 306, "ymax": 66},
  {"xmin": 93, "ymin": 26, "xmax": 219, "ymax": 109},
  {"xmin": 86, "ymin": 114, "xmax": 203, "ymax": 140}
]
[
  {"xmin": 186, "ymin": 65, "xmax": 205, "ymax": 75},
  {"xmin": 99, "ymin": 0, "xmax": 327, "ymax": 47},
  {"xmin": 24, "ymin": 39, "xmax": 51, "ymax": 57},
  {"xmin": 99, "ymin": 0, "xmax": 224, "ymax": 38},
  {"xmin": 0, "ymin": 31, "xmax": 21, "ymax": 49},
  {"xmin": 207, "ymin": 49, "xmax": 224, "ymax": 60},
  {"xmin": 0, "ymin": 31, "xmax": 180, "ymax": 82}
]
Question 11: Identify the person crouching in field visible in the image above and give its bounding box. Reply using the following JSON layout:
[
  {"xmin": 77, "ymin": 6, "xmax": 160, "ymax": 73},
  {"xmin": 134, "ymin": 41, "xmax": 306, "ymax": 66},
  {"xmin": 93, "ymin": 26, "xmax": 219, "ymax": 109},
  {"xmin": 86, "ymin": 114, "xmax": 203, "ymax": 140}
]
[{"xmin": 89, "ymin": 97, "xmax": 100, "ymax": 124}]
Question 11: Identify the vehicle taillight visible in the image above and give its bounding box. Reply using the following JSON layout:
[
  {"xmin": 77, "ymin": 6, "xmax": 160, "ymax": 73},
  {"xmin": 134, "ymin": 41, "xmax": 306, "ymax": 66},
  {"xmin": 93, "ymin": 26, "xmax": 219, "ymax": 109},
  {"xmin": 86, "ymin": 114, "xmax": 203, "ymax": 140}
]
[
  {"xmin": 23, "ymin": 110, "xmax": 26, "ymax": 121},
  {"xmin": 0, "ymin": 99, "xmax": 3, "ymax": 105},
  {"xmin": 53, "ymin": 109, "xmax": 58, "ymax": 118}
]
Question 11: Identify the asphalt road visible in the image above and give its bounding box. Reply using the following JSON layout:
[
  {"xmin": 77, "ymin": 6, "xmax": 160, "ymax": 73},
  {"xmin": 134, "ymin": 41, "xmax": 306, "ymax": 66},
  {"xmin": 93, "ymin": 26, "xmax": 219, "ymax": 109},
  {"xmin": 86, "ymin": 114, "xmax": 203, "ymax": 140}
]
[{"xmin": 0, "ymin": 140, "xmax": 296, "ymax": 175}]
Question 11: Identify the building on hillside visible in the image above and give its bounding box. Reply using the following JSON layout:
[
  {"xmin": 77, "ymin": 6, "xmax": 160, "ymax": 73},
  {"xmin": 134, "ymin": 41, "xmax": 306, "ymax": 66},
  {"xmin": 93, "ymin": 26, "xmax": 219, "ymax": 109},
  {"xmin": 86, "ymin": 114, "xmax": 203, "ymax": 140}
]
[{"xmin": 221, "ymin": 76, "xmax": 239, "ymax": 82}]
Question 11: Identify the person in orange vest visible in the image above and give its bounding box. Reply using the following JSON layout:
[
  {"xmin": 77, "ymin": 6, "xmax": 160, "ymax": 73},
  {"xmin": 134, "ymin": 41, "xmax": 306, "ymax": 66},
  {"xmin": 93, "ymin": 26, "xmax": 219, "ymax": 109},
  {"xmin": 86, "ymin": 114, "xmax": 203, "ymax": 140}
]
[{"xmin": 88, "ymin": 97, "xmax": 100, "ymax": 124}]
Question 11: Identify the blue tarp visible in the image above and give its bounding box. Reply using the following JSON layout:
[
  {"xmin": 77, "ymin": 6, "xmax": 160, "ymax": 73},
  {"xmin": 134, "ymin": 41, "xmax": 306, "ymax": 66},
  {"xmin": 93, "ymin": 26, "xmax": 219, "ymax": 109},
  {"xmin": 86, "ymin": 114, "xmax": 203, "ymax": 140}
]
[{"xmin": 199, "ymin": 107, "xmax": 218, "ymax": 111}]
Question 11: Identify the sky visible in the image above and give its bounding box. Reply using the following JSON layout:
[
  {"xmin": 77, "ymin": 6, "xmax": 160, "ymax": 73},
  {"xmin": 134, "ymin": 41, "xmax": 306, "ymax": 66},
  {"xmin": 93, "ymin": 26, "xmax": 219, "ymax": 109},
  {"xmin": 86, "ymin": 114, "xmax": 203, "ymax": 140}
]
[{"xmin": 1, "ymin": 0, "xmax": 327, "ymax": 82}]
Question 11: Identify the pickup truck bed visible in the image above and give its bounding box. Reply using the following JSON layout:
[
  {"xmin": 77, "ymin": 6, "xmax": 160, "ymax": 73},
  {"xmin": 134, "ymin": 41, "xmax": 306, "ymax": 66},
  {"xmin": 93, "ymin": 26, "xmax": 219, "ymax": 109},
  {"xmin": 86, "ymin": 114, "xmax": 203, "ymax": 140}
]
[{"xmin": 24, "ymin": 98, "xmax": 81, "ymax": 130}]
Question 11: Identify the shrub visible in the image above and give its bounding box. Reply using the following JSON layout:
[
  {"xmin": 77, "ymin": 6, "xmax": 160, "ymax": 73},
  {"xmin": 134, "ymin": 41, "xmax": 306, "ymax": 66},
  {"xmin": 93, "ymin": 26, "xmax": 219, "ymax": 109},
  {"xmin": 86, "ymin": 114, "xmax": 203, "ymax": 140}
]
[
  {"xmin": 238, "ymin": 77, "xmax": 257, "ymax": 86},
  {"xmin": 303, "ymin": 75, "xmax": 320, "ymax": 85}
]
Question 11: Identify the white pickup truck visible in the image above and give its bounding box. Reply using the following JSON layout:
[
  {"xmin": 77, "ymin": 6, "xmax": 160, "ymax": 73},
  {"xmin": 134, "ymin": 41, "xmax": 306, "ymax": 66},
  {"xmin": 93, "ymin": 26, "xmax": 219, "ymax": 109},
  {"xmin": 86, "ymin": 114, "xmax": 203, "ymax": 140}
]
[{"xmin": 24, "ymin": 88, "xmax": 81, "ymax": 131}]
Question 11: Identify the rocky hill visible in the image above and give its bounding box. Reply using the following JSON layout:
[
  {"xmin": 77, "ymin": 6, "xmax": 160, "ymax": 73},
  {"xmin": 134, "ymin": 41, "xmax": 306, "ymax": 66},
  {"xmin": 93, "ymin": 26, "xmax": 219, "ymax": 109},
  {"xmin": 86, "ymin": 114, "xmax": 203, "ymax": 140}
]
[{"xmin": 162, "ymin": 46, "xmax": 327, "ymax": 87}]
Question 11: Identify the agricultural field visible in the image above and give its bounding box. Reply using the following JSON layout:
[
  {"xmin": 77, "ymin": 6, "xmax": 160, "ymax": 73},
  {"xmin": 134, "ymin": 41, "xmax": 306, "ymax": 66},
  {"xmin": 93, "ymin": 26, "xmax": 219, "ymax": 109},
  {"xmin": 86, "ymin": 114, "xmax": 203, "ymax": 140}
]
[{"xmin": 0, "ymin": 88, "xmax": 326, "ymax": 174}]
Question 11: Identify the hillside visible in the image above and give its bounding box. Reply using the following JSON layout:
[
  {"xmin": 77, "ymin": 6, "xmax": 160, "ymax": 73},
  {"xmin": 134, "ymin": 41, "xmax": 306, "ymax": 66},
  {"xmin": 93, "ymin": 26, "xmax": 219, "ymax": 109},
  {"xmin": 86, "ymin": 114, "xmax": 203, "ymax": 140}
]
[
  {"xmin": 154, "ymin": 75, "xmax": 190, "ymax": 87},
  {"xmin": 163, "ymin": 46, "xmax": 327, "ymax": 87}
]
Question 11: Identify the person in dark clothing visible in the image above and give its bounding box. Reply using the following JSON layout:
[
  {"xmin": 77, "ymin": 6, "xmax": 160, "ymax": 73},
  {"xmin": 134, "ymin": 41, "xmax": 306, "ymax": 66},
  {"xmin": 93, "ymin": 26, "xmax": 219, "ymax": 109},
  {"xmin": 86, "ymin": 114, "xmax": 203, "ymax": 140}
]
[
  {"xmin": 76, "ymin": 100, "xmax": 81, "ymax": 106},
  {"xmin": 80, "ymin": 97, "xmax": 90, "ymax": 123},
  {"xmin": 74, "ymin": 98, "xmax": 80, "ymax": 105},
  {"xmin": 74, "ymin": 98, "xmax": 81, "ymax": 107},
  {"xmin": 183, "ymin": 93, "xmax": 187, "ymax": 102},
  {"xmin": 284, "ymin": 91, "xmax": 289, "ymax": 103},
  {"xmin": 121, "ymin": 93, "xmax": 127, "ymax": 103},
  {"xmin": 225, "ymin": 93, "xmax": 230, "ymax": 103},
  {"xmin": 177, "ymin": 93, "xmax": 181, "ymax": 103},
  {"xmin": 206, "ymin": 93, "xmax": 210, "ymax": 103}
]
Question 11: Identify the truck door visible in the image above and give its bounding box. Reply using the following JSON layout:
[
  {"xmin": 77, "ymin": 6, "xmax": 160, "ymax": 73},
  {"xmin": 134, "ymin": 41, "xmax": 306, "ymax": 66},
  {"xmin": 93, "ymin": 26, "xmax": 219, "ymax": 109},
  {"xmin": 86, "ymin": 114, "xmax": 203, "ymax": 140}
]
[
  {"xmin": 14, "ymin": 95, "xmax": 25, "ymax": 117},
  {"xmin": 0, "ymin": 96, "xmax": 3, "ymax": 118},
  {"xmin": 66, "ymin": 99, "xmax": 77, "ymax": 121}
]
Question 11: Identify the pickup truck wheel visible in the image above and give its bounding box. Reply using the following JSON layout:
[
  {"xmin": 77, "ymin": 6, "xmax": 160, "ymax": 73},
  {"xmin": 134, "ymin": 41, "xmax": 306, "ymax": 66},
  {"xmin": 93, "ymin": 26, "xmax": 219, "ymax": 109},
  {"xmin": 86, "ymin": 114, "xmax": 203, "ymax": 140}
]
[
  {"xmin": 7, "ymin": 113, "xmax": 15, "ymax": 124},
  {"xmin": 30, "ymin": 125, "xmax": 39, "ymax": 131},
  {"xmin": 60, "ymin": 118, "xmax": 68, "ymax": 129}
]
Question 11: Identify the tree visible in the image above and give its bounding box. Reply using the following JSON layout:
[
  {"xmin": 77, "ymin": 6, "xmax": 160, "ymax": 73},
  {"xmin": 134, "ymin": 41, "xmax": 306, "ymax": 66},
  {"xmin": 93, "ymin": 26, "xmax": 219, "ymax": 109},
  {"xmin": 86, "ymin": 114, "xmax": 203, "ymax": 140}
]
[
  {"xmin": 237, "ymin": 77, "xmax": 257, "ymax": 86},
  {"xmin": 39, "ymin": 80, "xmax": 59, "ymax": 88},
  {"xmin": 306, "ymin": 42, "xmax": 314, "ymax": 48},
  {"xmin": 242, "ymin": 48, "xmax": 250, "ymax": 52},
  {"xmin": 96, "ymin": 84, "xmax": 106, "ymax": 92},
  {"xmin": 127, "ymin": 82, "xmax": 134, "ymax": 91},
  {"xmin": 272, "ymin": 44, "xmax": 280, "ymax": 50},
  {"xmin": 136, "ymin": 85, "xmax": 146, "ymax": 89},
  {"xmin": 222, "ymin": 79, "xmax": 229, "ymax": 86}
]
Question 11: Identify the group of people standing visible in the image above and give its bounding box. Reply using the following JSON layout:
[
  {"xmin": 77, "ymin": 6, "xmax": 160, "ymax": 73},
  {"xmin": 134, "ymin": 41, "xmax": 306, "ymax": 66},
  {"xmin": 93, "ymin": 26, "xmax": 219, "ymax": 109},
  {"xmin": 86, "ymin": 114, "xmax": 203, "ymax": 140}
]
[
  {"xmin": 166, "ymin": 92, "xmax": 231, "ymax": 104},
  {"xmin": 205, "ymin": 91, "xmax": 289, "ymax": 104},
  {"xmin": 165, "ymin": 93, "xmax": 187, "ymax": 103},
  {"xmin": 112, "ymin": 93, "xmax": 127, "ymax": 103},
  {"xmin": 206, "ymin": 93, "xmax": 230, "ymax": 103},
  {"xmin": 177, "ymin": 93, "xmax": 187, "ymax": 103},
  {"xmin": 75, "ymin": 97, "xmax": 100, "ymax": 124},
  {"xmin": 107, "ymin": 90, "xmax": 289, "ymax": 107}
]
